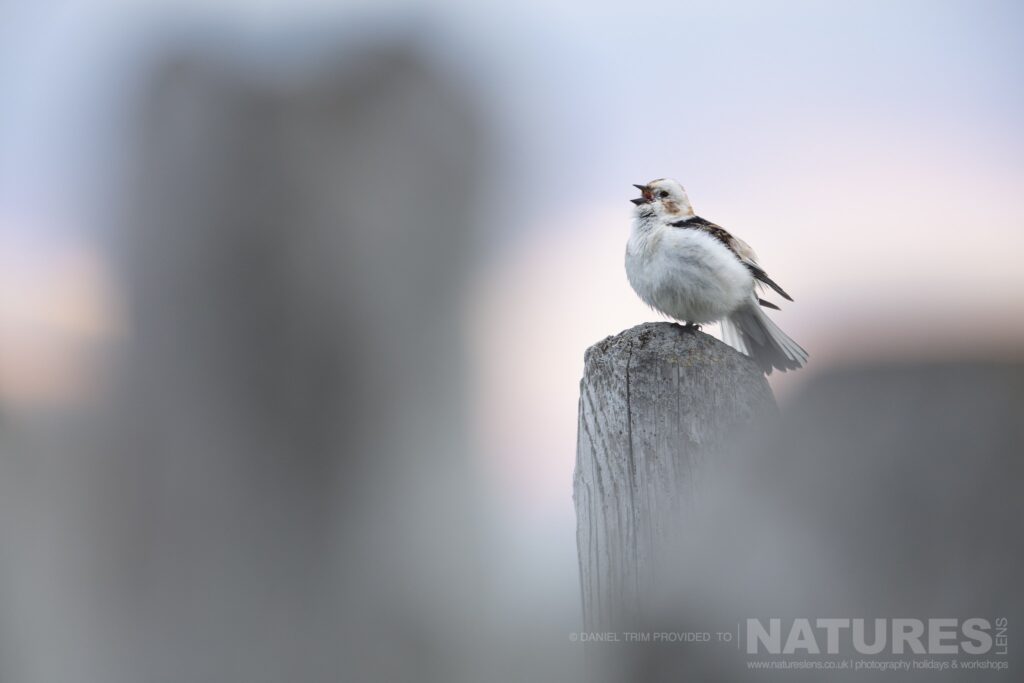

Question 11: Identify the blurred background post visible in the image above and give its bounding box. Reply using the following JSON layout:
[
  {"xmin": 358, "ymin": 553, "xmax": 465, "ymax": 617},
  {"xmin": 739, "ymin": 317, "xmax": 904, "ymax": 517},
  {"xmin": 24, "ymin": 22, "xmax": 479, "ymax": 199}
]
[{"xmin": 1, "ymin": 24, "xmax": 494, "ymax": 683}]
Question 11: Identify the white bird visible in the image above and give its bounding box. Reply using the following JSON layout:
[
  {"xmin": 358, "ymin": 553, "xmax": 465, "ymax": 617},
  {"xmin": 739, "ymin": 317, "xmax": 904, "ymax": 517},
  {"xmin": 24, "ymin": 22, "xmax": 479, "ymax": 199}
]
[{"xmin": 625, "ymin": 178, "xmax": 808, "ymax": 374}]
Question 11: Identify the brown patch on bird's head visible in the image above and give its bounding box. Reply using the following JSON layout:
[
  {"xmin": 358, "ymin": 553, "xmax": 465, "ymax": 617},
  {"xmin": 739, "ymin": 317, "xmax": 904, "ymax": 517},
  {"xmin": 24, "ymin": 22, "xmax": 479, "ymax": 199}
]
[{"xmin": 632, "ymin": 178, "xmax": 695, "ymax": 217}]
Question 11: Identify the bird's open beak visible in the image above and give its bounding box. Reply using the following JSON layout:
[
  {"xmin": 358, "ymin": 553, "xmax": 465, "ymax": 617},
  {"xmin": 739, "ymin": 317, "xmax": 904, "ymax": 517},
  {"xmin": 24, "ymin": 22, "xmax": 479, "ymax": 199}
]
[{"xmin": 631, "ymin": 183, "xmax": 652, "ymax": 205}]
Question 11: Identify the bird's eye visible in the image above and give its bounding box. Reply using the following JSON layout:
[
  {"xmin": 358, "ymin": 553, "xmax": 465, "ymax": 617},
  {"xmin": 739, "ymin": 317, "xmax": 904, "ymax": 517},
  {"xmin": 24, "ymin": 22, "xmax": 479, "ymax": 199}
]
[{"xmin": 658, "ymin": 191, "xmax": 669, "ymax": 198}]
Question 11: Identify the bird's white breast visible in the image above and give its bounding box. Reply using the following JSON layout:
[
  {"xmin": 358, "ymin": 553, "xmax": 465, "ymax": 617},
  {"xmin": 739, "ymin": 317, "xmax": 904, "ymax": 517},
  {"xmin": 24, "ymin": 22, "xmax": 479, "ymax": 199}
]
[{"xmin": 625, "ymin": 223, "xmax": 753, "ymax": 324}]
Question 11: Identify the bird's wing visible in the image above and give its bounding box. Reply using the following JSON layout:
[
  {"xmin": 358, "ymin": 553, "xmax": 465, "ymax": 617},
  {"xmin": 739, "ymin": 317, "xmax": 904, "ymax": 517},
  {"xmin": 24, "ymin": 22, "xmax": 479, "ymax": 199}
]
[{"xmin": 670, "ymin": 216, "xmax": 794, "ymax": 302}]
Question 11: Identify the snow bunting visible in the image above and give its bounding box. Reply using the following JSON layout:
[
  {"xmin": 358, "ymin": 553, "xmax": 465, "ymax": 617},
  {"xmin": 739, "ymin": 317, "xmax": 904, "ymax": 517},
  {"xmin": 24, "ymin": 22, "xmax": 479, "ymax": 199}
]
[{"xmin": 626, "ymin": 178, "xmax": 807, "ymax": 374}]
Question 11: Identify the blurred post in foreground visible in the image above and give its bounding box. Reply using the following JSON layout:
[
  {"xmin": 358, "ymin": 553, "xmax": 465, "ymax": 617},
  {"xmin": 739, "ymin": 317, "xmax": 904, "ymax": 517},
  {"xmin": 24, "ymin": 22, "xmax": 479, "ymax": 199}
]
[
  {"xmin": 573, "ymin": 322, "xmax": 776, "ymax": 632},
  {"xmin": 618, "ymin": 362, "xmax": 1024, "ymax": 681}
]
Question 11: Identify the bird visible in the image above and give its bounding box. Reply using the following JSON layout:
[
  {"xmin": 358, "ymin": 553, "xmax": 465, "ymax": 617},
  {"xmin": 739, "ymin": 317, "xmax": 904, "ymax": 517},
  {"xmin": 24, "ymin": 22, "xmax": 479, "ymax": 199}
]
[{"xmin": 625, "ymin": 178, "xmax": 807, "ymax": 374}]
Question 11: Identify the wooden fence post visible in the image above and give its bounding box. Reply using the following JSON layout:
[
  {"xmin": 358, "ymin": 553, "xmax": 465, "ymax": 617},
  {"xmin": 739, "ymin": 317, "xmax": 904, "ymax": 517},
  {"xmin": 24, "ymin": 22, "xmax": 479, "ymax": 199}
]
[{"xmin": 573, "ymin": 322, "xmax": 776, "ymax": 632}]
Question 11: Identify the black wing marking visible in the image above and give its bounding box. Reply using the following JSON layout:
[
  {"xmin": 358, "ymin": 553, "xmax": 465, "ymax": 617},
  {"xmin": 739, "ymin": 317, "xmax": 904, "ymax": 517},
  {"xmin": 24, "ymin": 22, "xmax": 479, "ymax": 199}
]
[
  {"xmin": 758, "ymin": 298, "xmax": 781, "ymax": 310},
  {"xmin": 745, "ymin": 262, "xmax": 793, "ymax": 302},
  {"xmin": 669, "ymin": 217, "xmax": 744, "ymax": 256},
  {"xmin": 670, "ymin": 216, "xmax": 715, "ymax": 228},
  {"xmin": 669, "ymin": 215, "xmax": 723, "ymax": 235},
  {"xmin": 671, "ymin": 216, "xmax": 795, "ymax": 302}
]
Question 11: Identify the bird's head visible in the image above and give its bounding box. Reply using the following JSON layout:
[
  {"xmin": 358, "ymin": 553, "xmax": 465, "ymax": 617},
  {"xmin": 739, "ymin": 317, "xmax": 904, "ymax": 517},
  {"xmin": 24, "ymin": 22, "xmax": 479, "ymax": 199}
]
[{"xmin": 631, "ymin": 178, "xmax": 695, "ymax": 220}]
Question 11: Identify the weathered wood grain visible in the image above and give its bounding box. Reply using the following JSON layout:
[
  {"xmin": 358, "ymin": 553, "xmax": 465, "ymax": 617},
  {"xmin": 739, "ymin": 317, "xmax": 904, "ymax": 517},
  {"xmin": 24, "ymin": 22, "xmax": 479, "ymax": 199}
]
[{"xmin": 573, "ymin": 322, "xmax": 776, "ymax": 631}]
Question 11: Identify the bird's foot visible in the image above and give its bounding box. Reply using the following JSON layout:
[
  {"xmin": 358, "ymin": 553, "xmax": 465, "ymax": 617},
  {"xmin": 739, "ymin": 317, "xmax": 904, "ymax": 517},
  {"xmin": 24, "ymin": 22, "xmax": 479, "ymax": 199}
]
[{"xmin": 681, "ymin": 322, "xmax": 702, "ymax": 332}]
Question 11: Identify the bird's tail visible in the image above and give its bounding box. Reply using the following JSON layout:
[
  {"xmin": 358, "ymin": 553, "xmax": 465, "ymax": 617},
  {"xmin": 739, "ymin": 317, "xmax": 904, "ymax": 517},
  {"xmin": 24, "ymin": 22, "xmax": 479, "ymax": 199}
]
[{"xmin": 721, "ymin": 300, "xmax": 808, "ymax": 374}]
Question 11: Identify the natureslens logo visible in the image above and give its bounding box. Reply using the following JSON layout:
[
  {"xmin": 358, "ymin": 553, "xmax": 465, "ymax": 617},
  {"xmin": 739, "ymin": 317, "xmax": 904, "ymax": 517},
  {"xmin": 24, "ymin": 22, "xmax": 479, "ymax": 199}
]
[{"xmin": 746, "ymin": 618, "xmax": 1009, "ymax": 656}]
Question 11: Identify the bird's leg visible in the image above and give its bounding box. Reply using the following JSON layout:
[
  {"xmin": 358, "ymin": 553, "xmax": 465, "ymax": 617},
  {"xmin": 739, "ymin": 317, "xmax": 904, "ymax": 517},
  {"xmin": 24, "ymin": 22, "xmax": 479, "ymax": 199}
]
[{"xmin": 681, "ymin": 321, "xmax": 702, "ymax": 332}]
